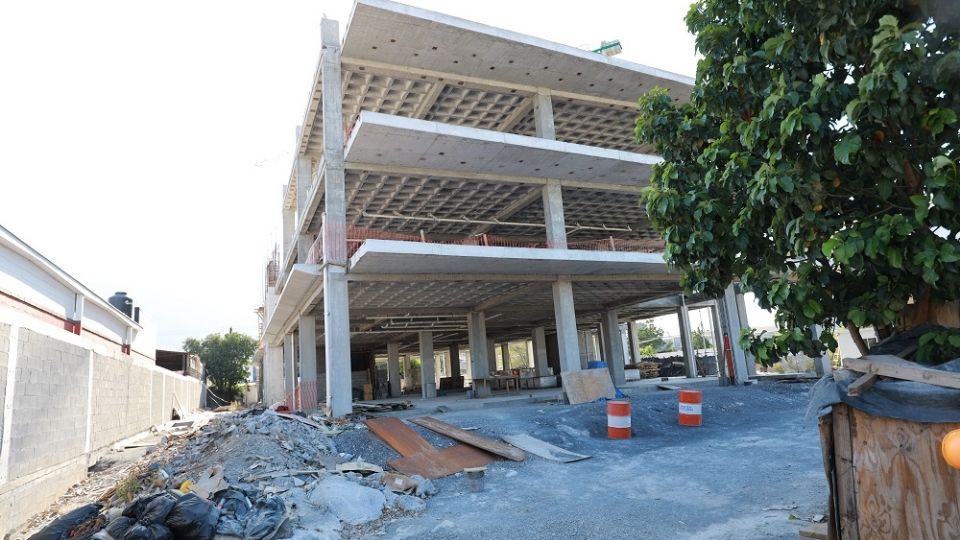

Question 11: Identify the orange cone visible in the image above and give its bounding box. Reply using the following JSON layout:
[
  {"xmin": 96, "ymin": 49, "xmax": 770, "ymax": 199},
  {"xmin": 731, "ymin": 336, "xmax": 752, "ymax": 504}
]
[{"xmin": 943, "ymin": 429, "xmax": 960, "ymax": 469}]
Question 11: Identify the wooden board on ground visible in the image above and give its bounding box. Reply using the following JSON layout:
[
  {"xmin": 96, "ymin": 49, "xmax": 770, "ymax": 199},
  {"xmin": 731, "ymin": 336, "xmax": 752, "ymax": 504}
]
[
  {"xmin": 501, "ymin": 433, "xmax": 590, "ymax": 463},
  {"xmin": 799, "ymin": 522, "xmax": 828, "ymax": 539},
  {"xmin": 657, "ymin": 384, "xmax": 680, "ymax": 391},
  {"xmin": 843, "ymin": 354, "xmax": 960, "ymax": 390},
  {"xmin": 364, "ymin": 417, "xmax": 436, "ymax": 457},
  {"xmin": 388, "ymin": 444, "xmax": 492, "ymax": 480},
  {"xmin": 353, "ymin": 400, "xmax": 413, "ymax": 412},
  {"xmin": 561, "ymin": 368, "xmax": 617, "ymax": 405},
  {"xmin": 409, "ymin": 416, "xmax": 525, "ymax": 461}
]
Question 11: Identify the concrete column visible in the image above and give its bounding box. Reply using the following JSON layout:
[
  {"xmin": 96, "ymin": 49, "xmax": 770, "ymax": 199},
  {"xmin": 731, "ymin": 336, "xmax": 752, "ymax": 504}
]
[
  {"xmin": 262, "ymin": 343, "xmax": 285, "ymax": 406},
  {"xmin": 811, "ymin": 325, "xmax": 833, "ymax": 376},
  {"xmin": 532, "ymin": 326, "xmax": 550, "ymax": 376},
  {"xmin": 542, "ymin": 182, "xmax": 567, "ymax": 249},
  {"xmin": 419, "ymin": 331, "xmax": 436, "ymax": 398},
  {"xmin": 282, "ymin": 333, "xmax": 296, "ymax": 405},
  {"xmin": 601, "ymin": 310, "xmax": 626, "ymax": 385},
  {"xmin": 298, "ymin": 315, "xmax": 317, "ymax": 411},
  {"xmin": 734, "ymin": 291, "xmax": 758, "ymax": 377},
  {"xmin": 533, "ymin": 92, "xmax": 556, "ymax": 139},
  {"xmin": 449, "ymin": 343, "xmax": 461, "ymax": 379},
  {"xmin": 627, "ymin": 320, "xmax": 642, "ymax": 363},
  {"xmin": 402, "ymin": 354, "xmax": 413, "ymax": 389},
  {"xmin": 282, "ymin": 204, "xmax": 295, "ymax": 261},
  {"xmin": 467, "ymin": 312, "xmax": 488, "ymax": 381},
  {"xmin": 486, "ymin": 338, "xmax": 497, "ymax": 373},
  {"xmin": 677, "ymin": 300, "xmax": 697, "ymax": 378},
  {"xmin": 320, "ymin": 18, "xmax": 352, "ymax": 418},
  {"xmin": 723, "ymin": 285, "xmax": 751, "ymax": 384},
  {"xmin": 296, "ymin": 156, "xmax": 313, "ymax": 217},
  {"xmin": 387, "ymin": 342, "xmax": 401, "ymax": 398},
  {"xmin": 552, "ymin": 280, "xmax": 581, "ymax": 373},
  {"xmin": 711, "ymin": 303, "xmax": 729, "ymax": 385},
  {"xmin": 500, "ymin": 342, "xmax": 511, "ymax": 371}
]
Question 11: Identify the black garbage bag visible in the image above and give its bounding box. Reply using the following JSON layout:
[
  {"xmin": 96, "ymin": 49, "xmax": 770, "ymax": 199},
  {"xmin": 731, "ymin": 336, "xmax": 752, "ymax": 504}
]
[
  {"xmin": 122, "ymin": 523, "xmax": 173, "ymax": 540},
  {"xmin": 96, "ymin": 516, "xmax": 136, "ymax": 540},
  {"xmin": 165, "ymin": 493, "xmax": 220, "ymax": 540},
  {"xmin": 121, "ymin": 493, "xmax": 176, "ymax": 523},
  {"xmin": 243, "ymin": 496, "xmax": 286, "ymax": 540},
  {"xmin": 215, "ymin": 489, "xmax": 252, "ymax": 537},
  {"xmin": 29, "ymin": 504, "xmax": 102, "ymax": 540}
]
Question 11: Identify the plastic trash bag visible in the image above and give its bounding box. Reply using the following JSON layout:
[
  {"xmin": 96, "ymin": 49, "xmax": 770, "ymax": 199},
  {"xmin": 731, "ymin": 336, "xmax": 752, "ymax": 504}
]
[
  {"xmin": 28, "ymin": 504, "xmax": 102, "ymax": 540},
  {"xmin": 122, "ymin": 523, "xmax": 173, "ymax": 540},
  {"xmin": 165, "ymin": 493, "xmax": 220, "ymax": 540},
  {"xmin": 215, "ymin": 489, "xmax": 252, "ymax": 537},
  {"xmin": 243, "ymin": 496, "xmax": 286, "ymax": 540},
  {"xmin": 121, "ymin": 493, "xmax": 176, "ymax": 523}
]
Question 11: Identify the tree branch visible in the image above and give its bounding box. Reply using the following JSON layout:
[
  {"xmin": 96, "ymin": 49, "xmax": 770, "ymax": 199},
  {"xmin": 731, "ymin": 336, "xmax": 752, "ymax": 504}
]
[{"xmin": 846, "ymin": 321, "xmax": 870, "ymax": 357}]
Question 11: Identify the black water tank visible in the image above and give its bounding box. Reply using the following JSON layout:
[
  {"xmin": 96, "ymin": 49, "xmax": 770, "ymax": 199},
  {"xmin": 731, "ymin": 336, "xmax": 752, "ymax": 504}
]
[{"xmin": 108, "ymin": 291, "xmax": 134, "ymax": 317}]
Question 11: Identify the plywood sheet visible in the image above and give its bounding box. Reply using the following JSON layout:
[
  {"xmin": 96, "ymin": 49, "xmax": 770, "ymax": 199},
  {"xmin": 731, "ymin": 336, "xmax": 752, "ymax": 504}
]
[
  {"xmin": 364, "ymin": 417, "xmax": 435, "ymax": 457},
  {"xmin": 388, "ymin": 444, "xmax": 493, "ymax": 480},
  {"xmin": 850, "ymin": 407, "xmax": 960, "ymax": 538},
  {"xmin": 562, "ymin": 368, "xmax": 617, "ymax": 405},
  {"xmin": 410, "ymin": 416, "xmax": 525, "ymax": 461},
  {"xmin": 502, "ymin": 433, "xmax": 590, "ymax": 463}
]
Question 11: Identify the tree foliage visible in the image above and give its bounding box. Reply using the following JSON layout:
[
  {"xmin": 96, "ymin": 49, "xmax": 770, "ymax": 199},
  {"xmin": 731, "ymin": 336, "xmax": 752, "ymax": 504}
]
[
  {"xmin": 184, "ymin": 331, "xmax": 257, "ymax": 399},
  {"xmin": 637, "ymin": 0, "xmax": 960, "ymax": 365},
  {"xmin": 635, "ymin": 321, "xmax": 675, "ymax": 356},
  {"xmin": 692, "ymin": 328, "xmax": 713, "ymax": 350}
]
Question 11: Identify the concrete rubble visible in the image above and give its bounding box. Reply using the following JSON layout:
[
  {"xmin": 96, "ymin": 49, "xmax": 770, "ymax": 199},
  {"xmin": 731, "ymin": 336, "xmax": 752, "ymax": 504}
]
[{"xmin": 21, "ymin": 409, "xmax": 436, "ymax": 540}]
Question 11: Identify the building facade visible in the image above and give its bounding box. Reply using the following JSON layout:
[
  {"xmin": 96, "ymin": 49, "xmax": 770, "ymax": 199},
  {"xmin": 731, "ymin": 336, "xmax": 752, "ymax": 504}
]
[{"xmin": 259, "ymin": 0, "xmax": 756, "ymax": 416}]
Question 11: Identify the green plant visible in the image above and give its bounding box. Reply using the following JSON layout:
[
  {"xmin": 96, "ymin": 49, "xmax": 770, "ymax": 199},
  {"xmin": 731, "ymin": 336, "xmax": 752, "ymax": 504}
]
[
  {"xmin": 184, "ymin": 331, "xmax": 257, "ymax": 400},
  {"xmin": 637, "ymin": 0, "xmax": 960, "ymax": 365}
]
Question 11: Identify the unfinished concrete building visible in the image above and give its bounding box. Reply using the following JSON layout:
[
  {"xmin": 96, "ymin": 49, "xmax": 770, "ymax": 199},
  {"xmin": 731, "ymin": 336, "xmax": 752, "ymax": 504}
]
[{"xmin": 258, "ymin": 0, "xmax": 757, "ymax": 417}]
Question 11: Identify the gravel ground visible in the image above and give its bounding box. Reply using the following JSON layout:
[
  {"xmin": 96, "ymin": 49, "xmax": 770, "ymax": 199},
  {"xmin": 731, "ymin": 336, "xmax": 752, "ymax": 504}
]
[{"xmin": 338, "ymin": 382, "xmax": 826, "ymax": 540}]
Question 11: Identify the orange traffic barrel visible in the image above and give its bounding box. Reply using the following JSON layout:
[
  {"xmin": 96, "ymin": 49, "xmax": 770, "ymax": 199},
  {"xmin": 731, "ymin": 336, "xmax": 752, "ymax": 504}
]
[
  {"xmin": 607, "ymin": 400, "xmax": 631, "ymax": 439},
  {"xmin": 679, "ymin": 389, "xmax": 702, "ymax": 427},
  {"xmin": 943, "ymin": 429, "xmax": 960, "ymax": 468}
]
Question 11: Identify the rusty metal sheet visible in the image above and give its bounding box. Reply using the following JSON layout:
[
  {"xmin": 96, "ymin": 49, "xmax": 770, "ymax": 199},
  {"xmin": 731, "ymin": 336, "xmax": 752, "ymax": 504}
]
[
  {"xmin": 410, "ymin": 416, "xmax": 525, "ymax": 461},
  {"xmin": 388, "ymin": 444, "xmax": 493, "ymax": 480},
  {"xmin": 364, "ymin": 417, "xmax": 435, "ymax": 457}
]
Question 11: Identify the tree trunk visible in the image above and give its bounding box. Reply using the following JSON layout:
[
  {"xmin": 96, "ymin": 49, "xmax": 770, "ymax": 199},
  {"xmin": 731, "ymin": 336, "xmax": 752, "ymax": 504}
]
[{"xmin": 847, "ymin": 322, "xmax": 870, "ymax": 357}]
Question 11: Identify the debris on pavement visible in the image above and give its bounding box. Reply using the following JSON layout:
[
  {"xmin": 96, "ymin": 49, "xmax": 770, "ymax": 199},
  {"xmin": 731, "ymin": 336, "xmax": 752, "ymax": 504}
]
[
  {"xmin": 501, "ymin": 433, "xmax": 590, "ymax": 463},
  {"xmin": 409, "ymin": 416, "xmax": 525, "ymax": 461},
  {"xmin": 20, "ymin": 408, "xmax": 441, "ymax": 540}
]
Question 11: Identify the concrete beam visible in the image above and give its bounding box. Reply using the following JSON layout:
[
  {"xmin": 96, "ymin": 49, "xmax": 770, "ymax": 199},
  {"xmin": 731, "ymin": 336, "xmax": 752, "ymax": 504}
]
[
  {"xmin": 419, "ymin": 331, "xmax": 436, "ymax": 398},
  {"xmin": 347, "ymin": 273, "xmax": 678, "ymax": 283}
]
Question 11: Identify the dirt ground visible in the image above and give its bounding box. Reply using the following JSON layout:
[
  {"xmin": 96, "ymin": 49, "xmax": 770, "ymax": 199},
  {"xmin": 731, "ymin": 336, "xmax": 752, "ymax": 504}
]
[
  {"xmin": 17, "ymin": 382, "xmax": 825, "ymax": 540},
  {"xmin": 339, "ymin": 381, "xmax": 827, "ymax": 539}
]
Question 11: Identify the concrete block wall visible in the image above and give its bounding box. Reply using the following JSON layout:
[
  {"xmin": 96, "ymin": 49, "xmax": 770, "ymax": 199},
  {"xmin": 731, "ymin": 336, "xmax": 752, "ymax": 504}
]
[{"xmin": 0, "ymin": 318, "xmax": 203, "ymax": 536}]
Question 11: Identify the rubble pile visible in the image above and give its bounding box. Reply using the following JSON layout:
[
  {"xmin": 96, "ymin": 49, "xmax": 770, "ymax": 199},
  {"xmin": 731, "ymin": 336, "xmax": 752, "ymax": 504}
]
[{"xmin": 28, "ymin": 409, "xmax": 436, "ymax": 540}]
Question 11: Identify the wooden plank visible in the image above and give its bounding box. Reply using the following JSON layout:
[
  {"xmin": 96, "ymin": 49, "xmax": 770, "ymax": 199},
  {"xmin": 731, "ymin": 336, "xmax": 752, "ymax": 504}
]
[
  {"xmin": 817, "ymin": 413, "xmax": 839, "ymax": 540},
  {"xmin": 831, "ymin": 404, "xmax": 859, "ymax": 540},
  {"xmin": 850, "ymin": 407, "xmax": 960, "ymax": 539},
  {"xmin": 561, "ymin": 368, "xmax": 617, "ymax": 405},
  {"xmin": 799, "ymin": 522, "xmax": 829, "ymax": 539},
  {"xmin": 364, "ymin": 417, "xmax": 436, "ymax": 457},
  {"xmin": 409, "ymin": 416, "xmax": 525, "ymax": 461},
  {"xmin": 657, "ymin": 384, "xmax": 681, "ymax": 391},
  {"xmin": 388, "ymin": 444, "xmax": 492, "ymax": 480},
  {"xmin": 842, "ymin": 355, "xmax": 960, "ymax": 390},
  {"xmin": 502, "ymin": 433, "xmax": 590, "ymax": 463},
  {"xmin": 846, "ymin": 373, "xmax": 878, "ymax": 397}
]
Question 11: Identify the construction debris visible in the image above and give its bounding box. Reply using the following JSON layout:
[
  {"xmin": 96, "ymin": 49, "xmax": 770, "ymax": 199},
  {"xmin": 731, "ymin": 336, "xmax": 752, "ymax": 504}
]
[
  {"xmin": 561, "ymin": 368, "xmax": 617, "ymax": 404},
  {"xmin": 364, "ymin": 417, "xmax": 493, "ymax": 479},
  {"xmin": 501, "ymin": 433, "xmax": 590, "ymax": 463},
  {"xmin": 409, "ymin": 416, "xmax": 525, "ymax": 461},
  {"xmin": 23, "ymin": 408, "xmax": 439, "ymax": 540}
]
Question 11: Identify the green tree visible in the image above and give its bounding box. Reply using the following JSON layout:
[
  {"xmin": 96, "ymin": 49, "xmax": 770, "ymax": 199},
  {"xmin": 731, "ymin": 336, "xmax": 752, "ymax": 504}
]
[
  {"xmin": 635, "ymin": 321, "xmax": 675, "ymax": 356},
  {"xmin": 184, "ymin": 331, "xmax": 257, "ymax": 400},
  {"xmin": 637, "ymin": 0, "xmax": 960, "ymax": 365},
  {"xmin": 692, "ymin": 329, "xmax": 713, "ymax": 350}
]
